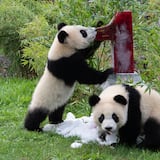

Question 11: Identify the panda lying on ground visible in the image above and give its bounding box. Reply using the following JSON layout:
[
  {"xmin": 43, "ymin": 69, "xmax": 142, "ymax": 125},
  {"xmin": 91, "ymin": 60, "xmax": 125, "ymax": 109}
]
[
  {"xmin": 89, "ymin": 84, "xmax": 160, "ymax": 151},
  {"xmin": 24, "ymin": 22, "xmax": 113, "ymax": 132}
]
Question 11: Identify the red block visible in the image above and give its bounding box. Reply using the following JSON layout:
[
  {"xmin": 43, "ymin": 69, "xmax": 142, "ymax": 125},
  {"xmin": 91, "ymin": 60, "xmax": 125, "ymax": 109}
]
[{"xmin": 96, "ymin": 11, "xmax": 134, "ymax": 73}]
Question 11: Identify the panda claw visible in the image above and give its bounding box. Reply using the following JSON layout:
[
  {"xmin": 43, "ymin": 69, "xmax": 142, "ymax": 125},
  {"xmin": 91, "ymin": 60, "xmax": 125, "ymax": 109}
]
[
  {"xmin": 50, "ymin": 120, "xmax": 64, "ymax": 124},
  {"xmin": 104, "ymin": 68, "xmax": 114, "ymax": 76},
  {"xmin": 96, "ymin": 21, "xmax": 104, "ymax": 27},
  {"xmin": 36, "ymin": 128, "xmax": 43, "ymax": 132}
]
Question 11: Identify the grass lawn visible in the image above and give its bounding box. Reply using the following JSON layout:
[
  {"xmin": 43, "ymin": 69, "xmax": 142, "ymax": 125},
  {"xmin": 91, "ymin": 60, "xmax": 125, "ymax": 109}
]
[{"xmin": 0, "ymin": 77, "xmax": 160, "ymax": 160}]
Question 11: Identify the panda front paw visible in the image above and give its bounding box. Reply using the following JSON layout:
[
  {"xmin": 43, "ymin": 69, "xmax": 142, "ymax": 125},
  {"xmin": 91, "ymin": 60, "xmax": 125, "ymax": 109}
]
[
  {"xmin": 92, "ymin": 40, "xmax": 101, "ymax": 49},
  {"xmin": 92, "ymin": 21, "xmax": 104, "ymax": 49},
  {"xmin": 103, "ymin": 68, "xmax": 114, "ymax": 77}
]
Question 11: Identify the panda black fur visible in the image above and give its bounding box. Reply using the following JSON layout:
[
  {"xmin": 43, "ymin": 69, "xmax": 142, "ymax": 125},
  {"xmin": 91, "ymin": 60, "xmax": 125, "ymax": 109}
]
[
  {"xmin": 89, "ymin": 84, "xmax": 160, "ymax": 151},
  {"xmin": 24, "ymin": 23, "xmax": 113, "ymax": 132}
]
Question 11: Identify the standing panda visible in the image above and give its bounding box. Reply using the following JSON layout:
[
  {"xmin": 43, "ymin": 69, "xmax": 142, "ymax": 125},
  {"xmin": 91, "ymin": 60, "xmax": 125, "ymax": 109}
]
[
  {"xmin": 89, "ymin": 84, "xmax": 160, "ymax": 151},
  {"xmin": 24, "ymin": 22, "xmax": 113, "ymax": 132}
]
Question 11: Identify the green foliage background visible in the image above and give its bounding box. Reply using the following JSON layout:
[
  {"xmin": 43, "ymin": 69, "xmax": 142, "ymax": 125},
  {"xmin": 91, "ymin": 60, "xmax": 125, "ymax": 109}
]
[
  {"xmin": 0, "ymin": 0, "xmax": 159, "ymax": 84},
  {"xmin": 0, "ymin": 1, "xmax": 160, "ymax": 159}
]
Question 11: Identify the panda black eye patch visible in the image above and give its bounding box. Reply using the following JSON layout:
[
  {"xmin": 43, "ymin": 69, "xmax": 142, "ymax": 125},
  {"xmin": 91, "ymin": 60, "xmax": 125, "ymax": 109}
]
[
  {"xmin": 80, "ymin": 30, "xmax": 87, "ymax": 38},
  {"xmin": 98, "ymin": 114, "xmax": 104, "ymax": 123},
  {"xmin": 112, "ymin": 113, "xmax": 119, "ymax": 123}
]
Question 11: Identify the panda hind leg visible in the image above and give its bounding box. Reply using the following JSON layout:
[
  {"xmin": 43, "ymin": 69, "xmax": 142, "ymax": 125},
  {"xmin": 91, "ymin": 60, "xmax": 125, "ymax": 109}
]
[
  {"xmin": 24, "ymin": 107, "xmax": 49, "ymax": 132},
  {"xmin": 139, "ymin": 118, "xmax": 160, "ymax": 151},
  {"xmin": 49, "ymin": 105, "xmax": 65, "ymax": 124}
]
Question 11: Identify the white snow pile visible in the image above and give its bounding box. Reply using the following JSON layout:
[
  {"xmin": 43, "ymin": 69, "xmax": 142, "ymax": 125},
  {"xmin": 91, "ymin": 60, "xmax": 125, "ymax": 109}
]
[{"xmin": 43, "ymin": 112, "xmax": 119, "ymax": 148}]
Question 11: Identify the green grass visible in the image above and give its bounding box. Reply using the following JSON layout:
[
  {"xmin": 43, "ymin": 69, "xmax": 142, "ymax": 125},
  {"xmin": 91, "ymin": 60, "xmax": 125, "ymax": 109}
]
[
  {"xmin": 1, "ymin": 77, "xmax": 160, "ymax": 160},
  {"xmin": 0, "ymin": 0, "xmax": 160, "ymax": 159}
]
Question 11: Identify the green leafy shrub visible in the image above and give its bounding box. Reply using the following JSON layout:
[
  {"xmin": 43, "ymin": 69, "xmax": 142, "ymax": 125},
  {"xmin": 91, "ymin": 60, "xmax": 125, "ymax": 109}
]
[
  {"xmin": 21, "ymin": 42, "xmax": 48, "ymax": 76},
  {"xmin": 0, "ymin": 0, "xmax": 34, "ymax": 75},
  {"xmin": 0, "ymin": 0, "xmax": 54, "ymax": 76},
  {"xmin": 0, "ymin": 0, "xmax": 160, "ymax": 87},
  {"xmin": 132, "ymin": 1, "xmax": 160, "ymax": 87}
]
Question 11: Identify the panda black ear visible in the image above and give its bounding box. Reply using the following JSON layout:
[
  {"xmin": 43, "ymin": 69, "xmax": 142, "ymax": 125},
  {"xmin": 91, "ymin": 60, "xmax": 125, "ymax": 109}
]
[
  {"xmin": 57, "ymin": 23, "xmax": 67, "ymax": 30},
  {"xmin": 114, "ymin": 95, "xmax": 127, "ymax": 106},
  {"xmin": 58, "ymin": 31, "xmax": 68, "ymax": 43},
  {"xmin": 89, "ymin": 95, "xmax": 100, "ymax": 107}
]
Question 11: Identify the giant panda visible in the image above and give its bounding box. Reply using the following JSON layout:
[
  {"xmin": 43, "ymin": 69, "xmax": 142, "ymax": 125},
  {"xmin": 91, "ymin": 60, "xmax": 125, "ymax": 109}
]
[
  {"xmin": 24, "ymin": 22, "xmax": 113, "ymax": 132},
  {"xmin": 89, "ymin": 84, "xmax": 160, "ymax": 151}
]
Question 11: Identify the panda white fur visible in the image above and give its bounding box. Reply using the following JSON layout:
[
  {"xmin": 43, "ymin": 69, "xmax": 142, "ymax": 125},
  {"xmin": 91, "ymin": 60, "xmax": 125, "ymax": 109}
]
[
  {"xmin": 89, "ymin": 84, "xmax": 160, "ymax": 151},
  {"xmin": 24, "ymin": 22, "xmax": 113, "ymax": 132}
]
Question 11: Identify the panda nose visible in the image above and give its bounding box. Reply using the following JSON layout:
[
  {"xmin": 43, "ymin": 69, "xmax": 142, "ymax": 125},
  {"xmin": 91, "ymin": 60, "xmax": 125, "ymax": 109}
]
[{"xmin": 105, "ymin": 127, "xmax": 112, "ymax": 131}]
